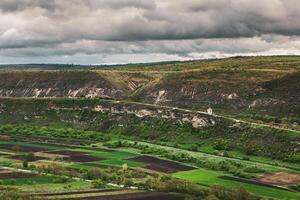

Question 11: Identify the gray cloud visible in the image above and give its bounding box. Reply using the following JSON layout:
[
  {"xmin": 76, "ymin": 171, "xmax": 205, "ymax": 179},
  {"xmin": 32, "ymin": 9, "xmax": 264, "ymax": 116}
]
[
  {"xmin": 0, "ymin": 0, "xmax": 57, "ymax": 12},
  {"xmin": 0, "ymin": 0, "xmax": 300, "ymax": 64}
]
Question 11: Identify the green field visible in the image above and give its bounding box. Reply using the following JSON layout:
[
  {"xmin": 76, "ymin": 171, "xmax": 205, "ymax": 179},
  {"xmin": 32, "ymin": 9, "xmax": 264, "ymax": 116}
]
[{"xmin": 174, "ymin": 169, "xmax": 300, "ymax": 200}]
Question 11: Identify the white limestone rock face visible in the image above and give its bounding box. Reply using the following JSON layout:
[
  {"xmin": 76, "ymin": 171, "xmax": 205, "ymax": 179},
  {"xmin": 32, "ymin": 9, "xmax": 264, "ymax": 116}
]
[
  {"xmin": 154, "ymin": 90, "xmax": 167, "ymax": 104},
  {"xmin": 135, "ymin": 109, "xmax": 152, "ymax": 118},
  {"xmin": 249, "ymin": 98, "xmax": 285, "ymax": 108},
  {"xmin": 227, "ymin": 93, "xmax": 238, "ymax": 99},
  {"xmin": 66, "ymin": 102, "xmax": 218, "ymax": 129},
  {"xmin": 191, "ymin": 116, "xmax": 209, "ymax": 128}
]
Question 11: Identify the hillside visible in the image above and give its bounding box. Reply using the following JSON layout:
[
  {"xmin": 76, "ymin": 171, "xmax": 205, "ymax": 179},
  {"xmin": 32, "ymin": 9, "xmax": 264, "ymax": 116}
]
[
  {"xmin": 0, "ymin": 56, "xmax": 299, "ymax": 162},
  {"xmin": 0, "ymin": 97, "xmax": 299, "ymax": 164},
  {"xmin": 0, "ymin": 56, "xmax": 299, "ymax": 130}
]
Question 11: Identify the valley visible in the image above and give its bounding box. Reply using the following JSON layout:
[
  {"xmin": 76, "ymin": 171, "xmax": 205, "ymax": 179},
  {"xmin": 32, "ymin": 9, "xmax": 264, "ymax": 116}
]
[{"xmin": 0, "ymin": 56, "xmax": 299, "ymax": 199}]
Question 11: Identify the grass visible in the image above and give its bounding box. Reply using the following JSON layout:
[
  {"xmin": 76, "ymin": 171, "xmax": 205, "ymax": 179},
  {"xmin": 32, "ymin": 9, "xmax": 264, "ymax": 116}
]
[
  {"xmin": 128, "ymin": 140, "xmax": 300, "ymax": 174},
  {"xmin": 173, "ymin": 169, "xmax": 300, "ymax": 200},
  {"xmin": 197, "ymin": 143, "xmax": 300, "ymax": 171},
  {"xmin": 13, "ymin": 180, "xmax": 93, "ymax": 193},
  {"xmin": 0, "ymin": 176, "xmax": 68, "ymax": 186},
  {"xmin": 72, "ymin": 148, "xmax": 144, "ymax": 167},
  {"xmin": 87, "ymin": 150, "xmax": 138, "ymax": 160},
  {"xmin": 97, "ymin": 159, "xmax": 144, "ymax": 168}
]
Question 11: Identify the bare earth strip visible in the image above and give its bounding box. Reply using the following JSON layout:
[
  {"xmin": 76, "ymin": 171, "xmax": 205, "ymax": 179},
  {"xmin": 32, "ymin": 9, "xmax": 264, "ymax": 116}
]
[
  {"xmin": 56, "ymin": 191, "xmax": 184, "ymax": 200},
  {"xmin": 219, "ymin": 176, "xmax": 293, "ymax": 192},
  {"xmin": 258, "ymin": 172, "xmax": 300, "ymax": 185},
  {"xmin": 128, "ymin": 155, "xmax": 195, "ymax": 173}
]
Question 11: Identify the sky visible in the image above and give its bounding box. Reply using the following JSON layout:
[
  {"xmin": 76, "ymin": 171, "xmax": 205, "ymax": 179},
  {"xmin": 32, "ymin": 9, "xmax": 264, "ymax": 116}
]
[{"xmin": 1, "ymin": 0, "xmax": 300, "ymax": 64}]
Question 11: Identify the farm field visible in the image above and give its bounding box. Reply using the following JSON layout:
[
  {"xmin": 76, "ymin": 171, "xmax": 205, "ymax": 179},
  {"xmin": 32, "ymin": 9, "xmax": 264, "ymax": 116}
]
[
  {"xmin": 0, "ymin": 137, "xmax": 299, "ymax": 199},
  {"xmin": 173, "ymin": 169, "xmax": 300, "ymax": 200},
  {"xmin": 0, "ymin": 139, "xmax": 191, "ymax": 199}
]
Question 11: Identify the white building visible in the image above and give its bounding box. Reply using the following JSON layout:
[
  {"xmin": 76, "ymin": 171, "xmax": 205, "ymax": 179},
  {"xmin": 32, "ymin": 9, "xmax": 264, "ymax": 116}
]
[{"xmin": 207, "ymin": 107, "xmax": 213, "ymax": 115}]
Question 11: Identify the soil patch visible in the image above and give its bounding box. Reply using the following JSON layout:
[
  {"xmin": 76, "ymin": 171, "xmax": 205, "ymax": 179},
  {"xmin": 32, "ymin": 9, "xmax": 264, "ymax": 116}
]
[
  {"xmin": 0, "ymin": 144, "xmax": 48, "ymax": 152},
  {"xmin": 62, "ymin": 155, "xmax": 104, "ymax": 162},
  {"xmin": 45, "ymin": 150, "xmax": 84, "ymax": 156},
  {"xmin": 84, "ymin": 147, "xmax": 115, "ymax": 152},
  {"xmin": 9, "ymin": 155, "xmax": 47, "ymax": 162},
  {"xmin": 143, "ymin": 164, "xmax": 183, "ymax": 173},
  {"xmin": 83, "ymin": 163, "xmax": 119, "ymax": 169},
  {"xmin": 128, "ymin": 155, "xmax": 195, "ymax": 173},
  {"xmin": 219, "ymin": 176, "xmax": 293, "ymax": 192},
  {"xmin": 59, "ymin": 192, "xmax": 184, "ymax": 200},
  {"xmin": 258, "ymin": 172, "xmax": 300, "ymax": 185},
  {"xmin": 36, "ymin": 189, "xmax": 118, "ymax": 196},
  {"xmin": 46, "ymin": 150, "xmax": 104, "ymax": 163},
  {"xmin": 0, "ymin": 172, "xmax": 39, "ymax": 179}
]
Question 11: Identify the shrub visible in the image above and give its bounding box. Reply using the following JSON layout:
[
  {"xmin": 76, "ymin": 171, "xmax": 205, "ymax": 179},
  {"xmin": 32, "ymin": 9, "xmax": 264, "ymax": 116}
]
[
  {"xmin": 289, "ymin": 184, "xmax": 300, "ymax": 192},
  {"xmin": 213, "ymin": 139, "xmax": 230, "ymax": 151},
  {"xmin": 92, "ymin": 179, "xmax": 105, "ymax": 188},
  {"xmin": 22, "ymin": 160, "xmax": 28, "ymax": 168}
]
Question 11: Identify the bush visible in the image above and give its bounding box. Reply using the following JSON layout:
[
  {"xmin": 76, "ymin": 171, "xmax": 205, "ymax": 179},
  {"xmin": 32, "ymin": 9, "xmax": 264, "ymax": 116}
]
[
  {"xmin": 242, "ymin": 156, "xmax": 250, "ymax": 161},
  {"xmin": 54, "ymin": 176, "xmax": 70, "ymax": 183},
  {"xmin": 244, "ymin": 167, "xmax": 265, "ymax": 174},
  {"xmin": 92, "ymin": 179, "xmax": 105, "ymax": 188},
  {"xmin": 289, "ymin": 184, "xmax": 300, "ymax": 192},
  {"xmin": 213, "ymin": 139, "xmax": 230, "ymax": 151},
  {"xmin": 22, "ymin": 160, "xmax": 28, "ymax": 168},
  {"xmin": 84, "ymin": 168, "xmax": 104, "ymax": 180},
  {"xmin": 0, "ymin": 187, "xmax": 44, "ymax": 199}
]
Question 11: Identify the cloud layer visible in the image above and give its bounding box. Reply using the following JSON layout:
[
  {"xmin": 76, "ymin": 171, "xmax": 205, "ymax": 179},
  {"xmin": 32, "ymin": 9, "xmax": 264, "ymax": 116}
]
[{"xmin": 1, "ymin": 0, "xmax": 300, "ymax": 64}]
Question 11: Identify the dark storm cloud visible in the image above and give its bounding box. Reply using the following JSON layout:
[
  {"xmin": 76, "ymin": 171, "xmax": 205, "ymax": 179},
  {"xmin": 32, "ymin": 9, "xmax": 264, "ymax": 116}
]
[
  {"xmin": 0, "ymin": 0, "xmax": 57, "ymax": 12},
  {"xmin": 1, "ymin": 0, "xmax": 300, "ymax": 64},
  {"xmin": 0, "ymin": 0, "xmax": 155, "ymax": 13},
  {"xmin": 93, "ymin": 0, "xmax": 156, "ymax": 10}
]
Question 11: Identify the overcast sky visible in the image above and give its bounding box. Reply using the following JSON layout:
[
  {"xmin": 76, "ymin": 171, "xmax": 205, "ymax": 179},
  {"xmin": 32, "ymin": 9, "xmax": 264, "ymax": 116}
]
[{"xmin": 1, "ymin": 0, "xmax": 300, "ymax": 64}]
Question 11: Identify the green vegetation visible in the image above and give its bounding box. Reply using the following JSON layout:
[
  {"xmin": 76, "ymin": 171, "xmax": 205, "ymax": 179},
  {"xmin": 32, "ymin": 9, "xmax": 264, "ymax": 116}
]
[
  {"xmin": 0, "ymin": 97, "xmax": 299, "ymax": 163},
  {"xmin": 70, "ymin": 148, "xmax": 144, "ymax": 167},
  {"xmin": 0, "ymin": 56, "xmax": 300, "ymax": 199},
  {"xmin": 0, "ymin": 187, "xmax": 44, "ymax": 200},
  {"xmin": 0, "ymin": 176, "xmax": 71, "ymax": 186},
  {"xmin": 97, "ymin": 159, "xmax": 144, "ymax": 167},
  {"xmin": 174, "ymin": 169, "xmax": 300, "ymax": 200}
]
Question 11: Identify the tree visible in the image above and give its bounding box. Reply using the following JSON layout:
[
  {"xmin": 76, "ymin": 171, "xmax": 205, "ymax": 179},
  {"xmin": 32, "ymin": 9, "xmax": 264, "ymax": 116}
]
[
  {"xmin": 123, "ymin": 178, "xmax": 134, "ymax": 187},
  {"xmin": 22, "ymin": 160, "xmax": 28, "ymax": 168},
  {"xmin": 84, "ymin": 168, "xmax": 103, "ymax": 180},
  {"xmin": 26, "ymin": 152, "xmax": 35, "ymax": 162},
  {"xmin": 233, "ymin": 188, "xmax": 252, "ymax": 200}
]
